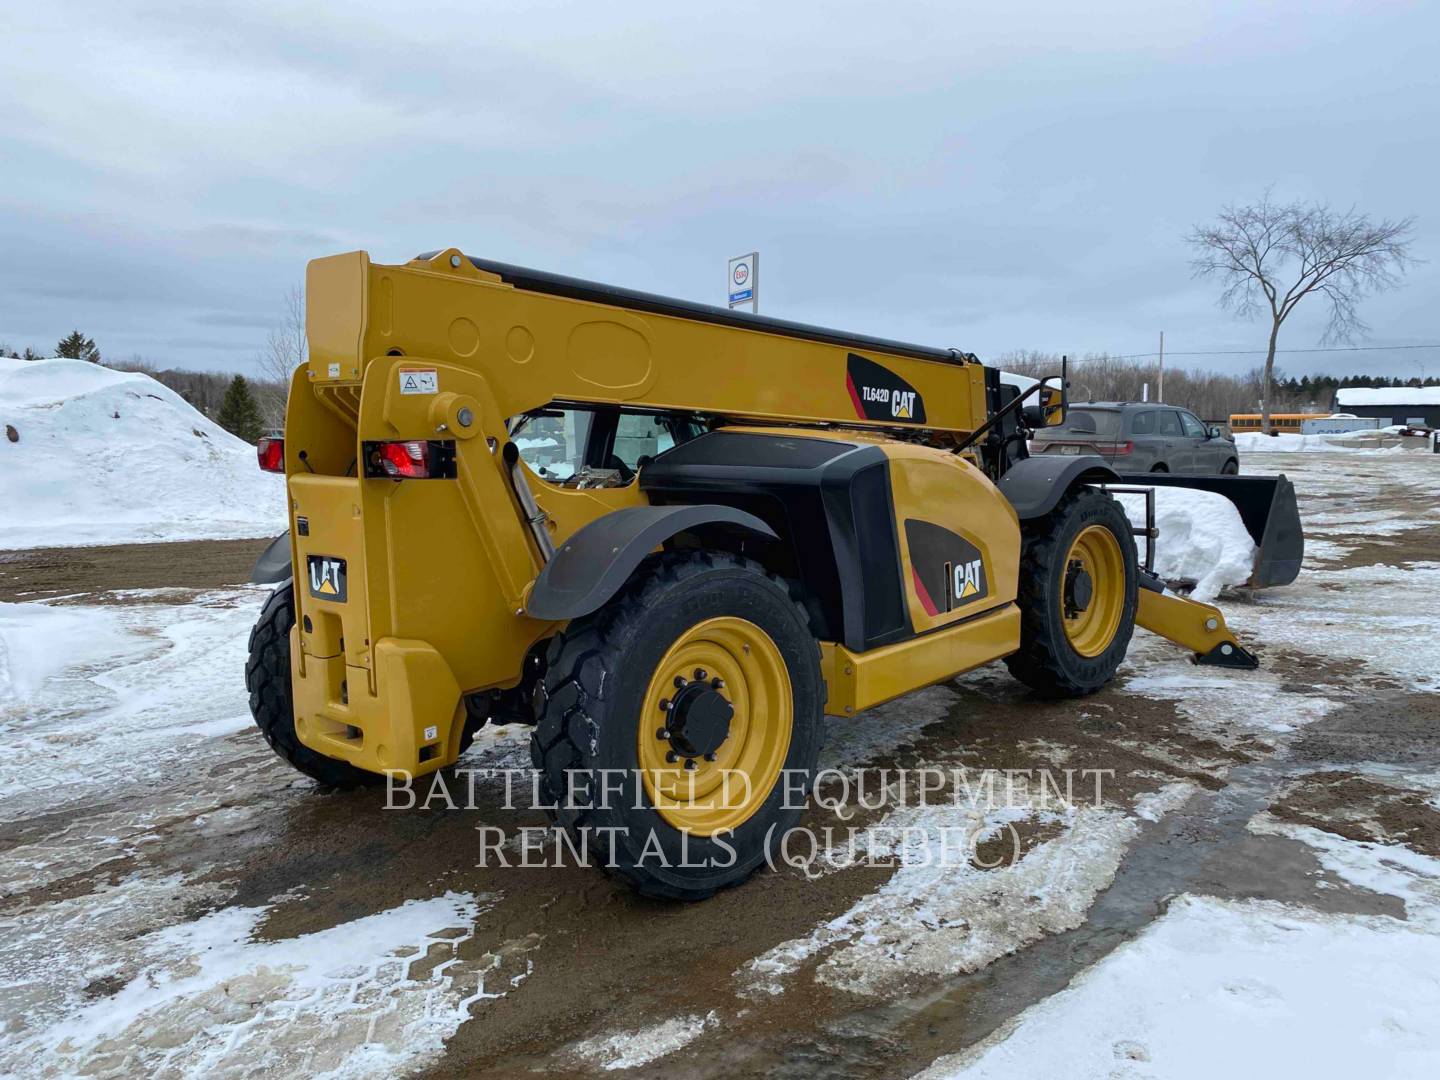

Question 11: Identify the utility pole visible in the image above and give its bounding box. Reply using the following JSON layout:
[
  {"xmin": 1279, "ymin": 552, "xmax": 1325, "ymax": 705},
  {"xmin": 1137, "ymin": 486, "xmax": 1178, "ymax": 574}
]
[{"xmin": 1158, "ymin": 331, "xmax": 1165, "ymax": 403}]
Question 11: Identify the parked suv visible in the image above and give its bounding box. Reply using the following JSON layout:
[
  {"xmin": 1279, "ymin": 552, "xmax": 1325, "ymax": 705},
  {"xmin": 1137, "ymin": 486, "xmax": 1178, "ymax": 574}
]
[{"xmin": 1030, "ymin": 402, "xmax": 1239, "ymax": 474}]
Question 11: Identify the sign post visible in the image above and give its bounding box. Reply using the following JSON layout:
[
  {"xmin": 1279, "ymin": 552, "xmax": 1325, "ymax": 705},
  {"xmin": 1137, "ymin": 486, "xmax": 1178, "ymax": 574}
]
[{"xmin": 727, "ymin": 252, "xmax": 758, "ymax": 312}]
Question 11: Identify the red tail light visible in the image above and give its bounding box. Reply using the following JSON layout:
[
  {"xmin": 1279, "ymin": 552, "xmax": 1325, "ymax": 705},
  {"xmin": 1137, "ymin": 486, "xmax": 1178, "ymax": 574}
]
[
  {"xmin": 1097, "ymin": 441, "xmax": 1133, "ymax": 455},
  {"xmin": 257, "ymin": 436, "xmax": 285, "ymax": 473},
  {"xmin": 363, "ymin": 439, "xmax": 458, "ymax": 480}
]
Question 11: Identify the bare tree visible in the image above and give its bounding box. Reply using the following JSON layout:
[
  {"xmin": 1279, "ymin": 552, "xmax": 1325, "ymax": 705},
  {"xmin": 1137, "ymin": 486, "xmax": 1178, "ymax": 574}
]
[
  {"xmin": 255, "ymin": 284, "xmax": 306, "ymax": 428},
  {"xmin": 1187, "ymin": 193, "xmax": 1414, "ymax": 432}
]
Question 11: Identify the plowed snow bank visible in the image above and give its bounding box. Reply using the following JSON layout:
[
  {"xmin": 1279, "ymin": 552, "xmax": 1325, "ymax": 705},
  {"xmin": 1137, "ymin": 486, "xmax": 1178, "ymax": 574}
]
[{"xmin": 0, "ymin": 357, "xmax": 285, "ymax": 548}]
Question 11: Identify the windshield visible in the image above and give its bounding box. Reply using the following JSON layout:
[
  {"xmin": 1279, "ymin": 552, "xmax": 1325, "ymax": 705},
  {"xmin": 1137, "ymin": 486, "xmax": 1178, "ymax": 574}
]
[{"xmin": 1053, "ymin": 408, "xmax": 1122, "ymax": 437}]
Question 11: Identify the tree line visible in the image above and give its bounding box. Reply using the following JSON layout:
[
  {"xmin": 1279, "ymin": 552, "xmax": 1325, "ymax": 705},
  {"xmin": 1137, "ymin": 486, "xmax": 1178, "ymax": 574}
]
[{"xmin": 996, "ymin": 351, "xmax": 1435, "ymax": 422}]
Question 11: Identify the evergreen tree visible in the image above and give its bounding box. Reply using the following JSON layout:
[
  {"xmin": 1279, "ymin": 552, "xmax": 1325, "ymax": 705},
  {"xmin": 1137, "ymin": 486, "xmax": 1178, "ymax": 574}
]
[
  {"xmin": 55, "ymin": 330, "xmax": 101, "ymax": 362},
  {"xmin": 217, "ymin": 375, "xmax": 265, "ymax": 443}
]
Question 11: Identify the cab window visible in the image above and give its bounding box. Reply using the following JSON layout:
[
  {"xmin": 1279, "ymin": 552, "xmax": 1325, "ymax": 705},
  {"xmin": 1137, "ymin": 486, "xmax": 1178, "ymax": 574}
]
[
  {"xmin": 1156, "ymin": 411, "xmax": 1183, "ymax": 436},
  {"xmin": 514, "ymin": 410, "xmax": 592, "ymax": 481},
  {"xmin": 512, "ymin": 407, "xmax": 703, "ymax": 484}
]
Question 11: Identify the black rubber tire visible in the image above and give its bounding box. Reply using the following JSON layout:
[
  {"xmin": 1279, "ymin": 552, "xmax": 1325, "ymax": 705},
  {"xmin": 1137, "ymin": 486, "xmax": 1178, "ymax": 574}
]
[
  {"xmin": 1149, "ymin": 463, "xmax": 1169, "ymax": 473},
  {"xmin": 1005, "ymin": 486, "xmax": 1138, "ymax": 698},
  {"xmin": 529, "ymin": 551, "xmax": 824, "ymax": 900},
  {"xmin": 246, "ymin": 582, "xmax": 380, "ymax": 788},
  {"xmin": 1221, "ymin": 459, "xmax": 1239, "ymax": 475}
]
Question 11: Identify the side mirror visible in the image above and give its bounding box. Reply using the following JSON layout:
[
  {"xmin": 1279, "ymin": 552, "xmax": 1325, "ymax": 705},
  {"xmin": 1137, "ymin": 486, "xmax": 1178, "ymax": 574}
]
[
  {"xmin": 1021, "ymin": 378, "xmax": 1067, "ymax": 428},
  {"xmin": 1207, "ymin": 425, "xmax": 1223, "ymax": 439}
]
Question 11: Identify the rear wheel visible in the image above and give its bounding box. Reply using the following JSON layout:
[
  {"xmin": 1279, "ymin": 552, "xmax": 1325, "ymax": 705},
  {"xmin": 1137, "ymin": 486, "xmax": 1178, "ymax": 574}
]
[
  {"xmin": 246, "ymin": 582, "xmax": 380, "ymax": 788},
  {"xmin": 1005, "ymin": 486, "xmax": 1138, "ymax": 698},
  {"xmin": 530, "ymin": 551, "xmax": 824, "ymax": 899},
  {"xmin": 1149, "ymin": 463, "xmax": 1169, "ymax": 473}
]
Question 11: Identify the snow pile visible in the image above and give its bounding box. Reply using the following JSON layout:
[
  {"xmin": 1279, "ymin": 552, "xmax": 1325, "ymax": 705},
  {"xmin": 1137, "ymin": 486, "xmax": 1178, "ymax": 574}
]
[
  {"xmin": 922, "ymin": 895, "xmax": 1440, "ymax": 1078},
  {"xmin": 1115, "ymin": 488, "xmax": 1256, "ymax": 600},
  {"xmin": 1234, "ymin": 431, "xmax": 1417, "ymax": 452},
  {"xmin": 1335, "ymin": 385, "xmax": 1440, "ymax": 406},
  {"xmin": 0, "ymin": 357, "xmax": 286, "ymax": 548}
]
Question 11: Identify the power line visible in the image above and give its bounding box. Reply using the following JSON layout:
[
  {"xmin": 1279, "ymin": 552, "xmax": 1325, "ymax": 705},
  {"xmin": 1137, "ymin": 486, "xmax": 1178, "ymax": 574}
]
[{"xmin": 1067, "ymin": 343, "xmax": 1440, "ymax": 363}]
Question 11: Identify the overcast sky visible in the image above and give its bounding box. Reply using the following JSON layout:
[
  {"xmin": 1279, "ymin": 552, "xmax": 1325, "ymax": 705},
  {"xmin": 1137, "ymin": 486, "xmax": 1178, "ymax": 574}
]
[{"xmin": 3, "ymin": 0, "xmax": 1436, "ymax": 379}]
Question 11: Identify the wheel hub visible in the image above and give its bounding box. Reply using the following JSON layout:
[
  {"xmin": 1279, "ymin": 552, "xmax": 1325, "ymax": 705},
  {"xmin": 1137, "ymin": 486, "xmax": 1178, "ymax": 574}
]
[
  {"xmin": 1064, "ymin": 559, "xmax": 1094, "ymax": 617},
  {"xmin": 665, "ymin": 675, "xmax": 733, "ymax": 759}
]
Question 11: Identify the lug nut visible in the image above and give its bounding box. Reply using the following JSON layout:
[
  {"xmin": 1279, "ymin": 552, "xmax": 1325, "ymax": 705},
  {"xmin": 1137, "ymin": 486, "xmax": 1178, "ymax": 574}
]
[
  {"xmin": 659, "ymin": 698, "xmax": 672, "ymax": 712},
  {"xmin": 704, "ymin": 751, "xmax": 717, "ymax": 762},
  {"xmin": 657, "ymin": 728, "xmax": 671, "ymax": 741},
  {"xmin": 711, "ymin": 677, "xmax": 724, "ymax": 690},
  {"xmin": 684, "ymin": 758, "xmax": 698, "ymax": 771},
  {"xmin": 674, "ymin": 675, "xmax": 686, "ymax": 688},
  {"xmin": 694, "ymin": 668, "xmax": 708, "ymax": 681},
  {"xmin": 666, "ymin": 750, "xmax": 678, "ymax": 764}
]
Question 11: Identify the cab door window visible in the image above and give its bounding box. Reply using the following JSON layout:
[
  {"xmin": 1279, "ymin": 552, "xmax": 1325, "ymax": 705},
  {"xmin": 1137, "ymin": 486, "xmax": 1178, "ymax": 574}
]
[{"xmin": 513, "ymin": 410, "xmax": 593, "ymax": 481}]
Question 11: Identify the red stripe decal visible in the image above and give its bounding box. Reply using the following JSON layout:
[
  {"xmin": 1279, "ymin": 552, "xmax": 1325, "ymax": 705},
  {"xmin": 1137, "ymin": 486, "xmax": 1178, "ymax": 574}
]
[
  {"xmin": 911, "ymin": 565, "xmax": 939, "ymax": 617},
  {"xmin": 845, "ymin": 371, "xmax": 865, "ymax": 418}
]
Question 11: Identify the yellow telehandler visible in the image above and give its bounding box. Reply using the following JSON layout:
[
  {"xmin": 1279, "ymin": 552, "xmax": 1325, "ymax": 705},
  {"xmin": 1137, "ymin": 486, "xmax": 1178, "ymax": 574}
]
[{"xmin": 247, "ymin": 248, "xmax": 1302, "ymax": 898}]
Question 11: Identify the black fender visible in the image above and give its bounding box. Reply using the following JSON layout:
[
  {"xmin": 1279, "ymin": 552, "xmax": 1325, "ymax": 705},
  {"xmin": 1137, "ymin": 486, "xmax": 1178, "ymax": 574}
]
[
  {"xmin": 998, "ymin": 456, "xmax": 1121, "ymax": 519},
  {"xmin": 251, "ymin": 532, "xmax": 293, "ymax": 584},
  {"xmin": 525, "ymin": 505, "xmax": 778, "ymax": 621}
]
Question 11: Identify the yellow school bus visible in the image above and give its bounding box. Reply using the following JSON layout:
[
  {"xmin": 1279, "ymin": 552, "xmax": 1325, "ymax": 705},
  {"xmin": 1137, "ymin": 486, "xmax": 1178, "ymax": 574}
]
[{"xmin": 1228, "ymin": 413, "xmax": 1326, "ymax": 433}]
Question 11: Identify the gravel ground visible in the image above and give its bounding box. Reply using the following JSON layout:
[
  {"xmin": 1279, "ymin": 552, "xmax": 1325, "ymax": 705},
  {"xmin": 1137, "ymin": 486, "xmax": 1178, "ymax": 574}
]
[{"xmin": 1, "ymin": 453, "xmax": 1437, "ymax": 1079}]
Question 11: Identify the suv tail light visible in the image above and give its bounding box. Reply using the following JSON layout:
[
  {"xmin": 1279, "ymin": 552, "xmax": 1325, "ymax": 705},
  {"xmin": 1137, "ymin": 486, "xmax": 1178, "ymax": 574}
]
[
  {"xmin": 257, "ymin": 436, "xmax": 285, "ymax": 473},
  {"xmin": 363, "ymin": 439, "xmax": 458, "ymax": 479},
  {"xmin": 1096, "ymin": 441, "xmax": 1133, "ymax": 455}
]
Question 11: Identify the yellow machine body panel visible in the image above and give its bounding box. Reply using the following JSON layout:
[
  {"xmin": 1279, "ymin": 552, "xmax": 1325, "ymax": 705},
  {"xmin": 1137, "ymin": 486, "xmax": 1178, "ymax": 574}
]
[
  {"xmin": 885, "ymin": 441, "xmax": 1021, "ymax": 634},
  {"xmin": 305, "ymin": 250, "xmax": 989, "ymax": 435}
]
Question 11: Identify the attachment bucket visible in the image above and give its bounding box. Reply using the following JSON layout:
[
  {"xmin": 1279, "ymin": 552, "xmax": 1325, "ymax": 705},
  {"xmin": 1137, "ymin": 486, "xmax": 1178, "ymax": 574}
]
[{"xmin": 1117, "ymin": 473, "xmax": 1304, "ymax": 588}]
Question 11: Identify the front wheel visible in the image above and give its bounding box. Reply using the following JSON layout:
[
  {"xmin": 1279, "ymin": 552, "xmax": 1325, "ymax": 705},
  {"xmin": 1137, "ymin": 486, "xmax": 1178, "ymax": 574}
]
[
  {"xmin": 530, "ymin": 552, "xmax": 824, "ymax": 900},
  {"xmin": 1221, "ymin": 459, "xmax": 1239, "ymax": 475},
  {"xmin": 1005, "ymin": 486, "xmax": 1138, "ymax": 698}
]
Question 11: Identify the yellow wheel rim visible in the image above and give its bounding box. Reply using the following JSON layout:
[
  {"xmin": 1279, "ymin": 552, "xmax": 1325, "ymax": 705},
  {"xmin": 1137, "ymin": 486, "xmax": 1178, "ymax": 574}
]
[
  {"xmin": 637, "ymin": 616, "xmax": 792, "ymax": 836},
  {"xmin": 1062, "ymin": 525, "xmax": 1125, "ymax": 658}
]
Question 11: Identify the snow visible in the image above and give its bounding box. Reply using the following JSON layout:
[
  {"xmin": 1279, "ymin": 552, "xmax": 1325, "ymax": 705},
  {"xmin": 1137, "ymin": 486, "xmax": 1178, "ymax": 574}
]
[
  {"xmin": 0, "ymin": 601, "xmax": 136, "ymax": 705},
  {"xmin": 8, "ymin": 891, "xmax": 506, "ymax": 1078},
  {"xmin": 1249, "ymin": 813, "xmax": 1440, "ymax": 930},
  {"xmin": 0, "ymin": 357, "xmax": 286, "ymax": 548},
  {"xmin": 1115, "ymin": 488, "xmax": 1256, "ymax": 600},
  {"xmin": 920, "ymin": 895, "xmax": 1440, "ymax": 1079},
  {"xmin": 569, "ymin": 1013, "xmax": 718, "ymax": 1070},
  {"xmin": 0, "ymin": 589, "xmax": 272, "ymax": 812},
  {"xmin": 0, "ymin": 584, "xmax": 540, "ymax": 1078},
  {"xmin": 1234, "ymin": 430, "xmax": 1417, "ymax": 452},
  {"xmin": 740, "ymin": 801, "xmax": 1140, "ymax": 998},
  {"xmin": 1131, "ymin": 781, "xmax": 1198, "ymax": 822},
  {"xmin": 1335, "ymin": 386, "xmax": 1440, "ymax": 406}
]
